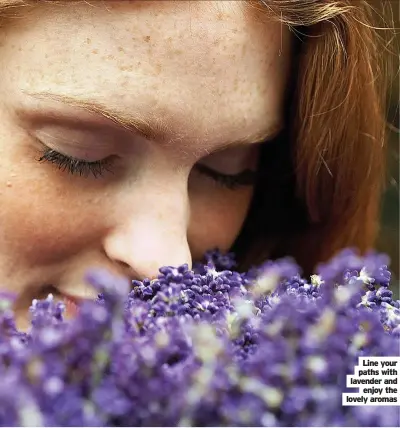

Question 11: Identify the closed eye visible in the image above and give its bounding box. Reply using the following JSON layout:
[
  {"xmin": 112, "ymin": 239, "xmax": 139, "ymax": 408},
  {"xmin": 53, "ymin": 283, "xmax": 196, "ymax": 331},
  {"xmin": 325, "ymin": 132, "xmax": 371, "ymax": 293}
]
[
  {"xmin": 194, "ymin": 164, "xmax": 258, "ymax": 190},
  {"xmin": 35, "ymin": 147, "xmax": 115, "ymax": 178},
  {"xmin": 35, "ymin": 146, "xmax": 258, "ymax": 190}
]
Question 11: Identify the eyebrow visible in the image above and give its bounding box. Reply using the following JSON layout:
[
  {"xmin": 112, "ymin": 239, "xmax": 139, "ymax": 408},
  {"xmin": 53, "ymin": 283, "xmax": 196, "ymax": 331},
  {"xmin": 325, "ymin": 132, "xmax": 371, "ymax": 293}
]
[{"xmin": 23, "ymin": 91, "xmax": 283, "ymax": 151}]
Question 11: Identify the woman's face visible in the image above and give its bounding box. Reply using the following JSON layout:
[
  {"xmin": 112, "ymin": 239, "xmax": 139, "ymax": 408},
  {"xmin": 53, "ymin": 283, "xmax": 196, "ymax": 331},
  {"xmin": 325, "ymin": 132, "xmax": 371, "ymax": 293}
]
[{"xmin": 0, "ymin": 0, "xmax": 291, "ymax": 327}]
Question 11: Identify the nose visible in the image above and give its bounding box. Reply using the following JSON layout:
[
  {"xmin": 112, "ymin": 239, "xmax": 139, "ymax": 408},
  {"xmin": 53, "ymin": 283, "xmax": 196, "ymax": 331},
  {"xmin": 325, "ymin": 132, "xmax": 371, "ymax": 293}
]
[{"xmin": 103, "ymin": 196, "xmax": 192, "ymax": 281}]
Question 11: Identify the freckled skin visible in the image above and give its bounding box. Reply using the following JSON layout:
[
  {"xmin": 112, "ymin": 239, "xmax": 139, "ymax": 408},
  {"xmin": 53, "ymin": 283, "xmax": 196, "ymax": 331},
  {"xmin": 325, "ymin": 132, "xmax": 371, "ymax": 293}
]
[{"xmin": 0, "ymin": 0, "xmax": 291, "ymax": 328}]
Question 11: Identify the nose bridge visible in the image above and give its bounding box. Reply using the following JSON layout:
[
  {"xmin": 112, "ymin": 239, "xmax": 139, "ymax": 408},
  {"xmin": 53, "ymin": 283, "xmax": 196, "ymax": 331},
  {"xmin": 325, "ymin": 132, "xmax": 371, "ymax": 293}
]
[{"xmin": 103, "ymin": 181, "xmax": 192, "ymax": 280}]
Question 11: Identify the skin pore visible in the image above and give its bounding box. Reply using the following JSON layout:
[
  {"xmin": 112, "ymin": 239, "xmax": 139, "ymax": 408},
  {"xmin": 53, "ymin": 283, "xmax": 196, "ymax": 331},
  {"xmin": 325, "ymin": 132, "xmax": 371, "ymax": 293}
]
[{"xmin": 0, "ymin": 0, "xmax": 291, "ymax": 329}]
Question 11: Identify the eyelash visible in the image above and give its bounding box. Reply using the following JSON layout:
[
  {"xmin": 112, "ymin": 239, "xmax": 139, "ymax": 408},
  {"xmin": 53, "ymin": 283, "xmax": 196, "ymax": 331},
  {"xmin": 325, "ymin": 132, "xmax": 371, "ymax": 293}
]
[
  {"xmin": 194, "ymin": 164, "xmax": 257, "ymax": 190},
  {"xmin": 36, "ymin": 147, "xmax": 258, "ymax": 190},
  {"xmin": 36, "ymin": 148, "xmax": 115, "ymax": 179}
]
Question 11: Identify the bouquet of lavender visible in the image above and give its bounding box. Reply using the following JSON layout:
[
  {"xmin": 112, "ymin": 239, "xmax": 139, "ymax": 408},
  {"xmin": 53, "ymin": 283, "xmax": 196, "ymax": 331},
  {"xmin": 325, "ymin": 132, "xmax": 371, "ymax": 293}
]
[{"xmin": 0, "ymin": 248, "xmax": 399, "ymax": 427}]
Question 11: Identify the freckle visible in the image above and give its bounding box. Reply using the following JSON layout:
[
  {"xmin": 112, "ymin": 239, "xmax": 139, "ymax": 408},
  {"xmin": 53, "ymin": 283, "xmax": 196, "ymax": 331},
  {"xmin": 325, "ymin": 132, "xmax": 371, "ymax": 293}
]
[
  {"xmin": 118, "ymin": 47, "xmax": 125, "ymax": 53},
  {"xmin": 92, "ymin": 49, "xmax": 98, "ymax": 54},
  {"xmin": 137, "ymin": 61, "xmax": 141, "ymax": 66},
  {"xmin": 86, "ymin": 38, "xmax": 91, "ymax": 44},
  {"xmin": 144, "ymin": 35, "xmax": 151, "ymax": 42},
  {"xmin": 107, "ymin": 54, "xmax": 114, "ymax": 60}
]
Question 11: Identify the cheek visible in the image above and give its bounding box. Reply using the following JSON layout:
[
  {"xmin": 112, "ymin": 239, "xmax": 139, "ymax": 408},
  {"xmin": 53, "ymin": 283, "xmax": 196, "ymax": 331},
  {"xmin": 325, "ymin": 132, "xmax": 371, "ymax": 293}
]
[
  {"xmin": 0, "ymin": 141, "xmax": 107, "ymax": 265},
  {"xmin": 0, "ymin": 183, "xmax": 104, "ymax": 265},
  {"xmin": 188, "ymin": 187, "xmax": 254, "ymax": 259}
]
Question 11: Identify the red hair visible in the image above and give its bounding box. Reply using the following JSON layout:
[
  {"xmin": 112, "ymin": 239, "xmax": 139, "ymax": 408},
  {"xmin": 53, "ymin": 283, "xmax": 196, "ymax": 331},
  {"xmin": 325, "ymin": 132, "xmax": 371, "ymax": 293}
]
[{"xmin": 233, "ymin": 0, "xmax": 393, "ymax": 274}]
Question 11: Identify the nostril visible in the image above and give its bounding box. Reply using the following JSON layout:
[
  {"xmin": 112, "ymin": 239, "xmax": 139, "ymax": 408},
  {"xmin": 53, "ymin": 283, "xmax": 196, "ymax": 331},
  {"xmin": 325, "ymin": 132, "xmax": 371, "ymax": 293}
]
[
  {"xmin": 116, "ymin": 260, "xmax": 130, "ymax": 270},
  {"xmin": 113, "ymin": 261, "xmax": 161, "ymax": 282},
  {"xmin": 114, "ymin": 260, "xmax": 138, "ymax": 280}
]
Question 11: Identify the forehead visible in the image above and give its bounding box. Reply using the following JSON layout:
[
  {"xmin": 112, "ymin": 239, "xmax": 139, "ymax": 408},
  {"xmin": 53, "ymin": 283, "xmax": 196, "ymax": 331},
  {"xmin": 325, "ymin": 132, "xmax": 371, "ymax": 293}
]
[{"xmin": 1, "ymin": 0, "xmax": 292, "ymax": 151}]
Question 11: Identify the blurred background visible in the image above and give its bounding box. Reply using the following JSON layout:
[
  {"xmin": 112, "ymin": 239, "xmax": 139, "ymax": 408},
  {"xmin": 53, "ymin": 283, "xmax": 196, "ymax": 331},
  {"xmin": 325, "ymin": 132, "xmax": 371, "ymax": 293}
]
[{"xmin": 374, "ymin": 1, "xmax": 399, "ymax": 298}]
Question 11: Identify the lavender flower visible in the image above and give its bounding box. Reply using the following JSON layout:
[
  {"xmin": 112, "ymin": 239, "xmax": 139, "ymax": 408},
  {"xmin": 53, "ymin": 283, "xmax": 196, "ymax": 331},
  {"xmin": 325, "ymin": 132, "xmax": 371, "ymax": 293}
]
[{"xmin": 0, "ymin": 248, "xmax": 399, "ymax": 426}]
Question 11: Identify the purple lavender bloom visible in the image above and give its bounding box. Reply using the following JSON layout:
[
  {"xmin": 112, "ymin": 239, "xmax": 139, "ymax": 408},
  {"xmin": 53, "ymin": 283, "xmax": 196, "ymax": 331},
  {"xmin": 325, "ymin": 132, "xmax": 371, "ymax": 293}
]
[{"xmin": 0, "ymin": 248, "xmax": 399, "ymax": 427}]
